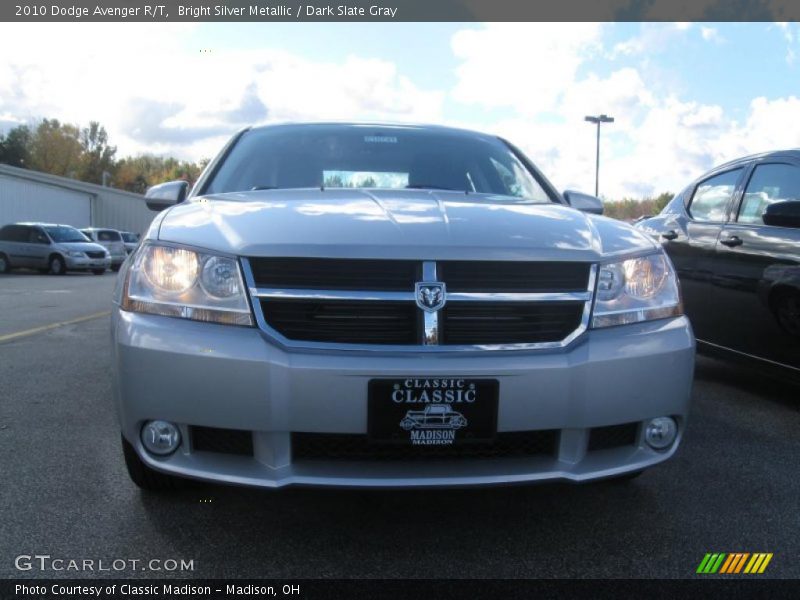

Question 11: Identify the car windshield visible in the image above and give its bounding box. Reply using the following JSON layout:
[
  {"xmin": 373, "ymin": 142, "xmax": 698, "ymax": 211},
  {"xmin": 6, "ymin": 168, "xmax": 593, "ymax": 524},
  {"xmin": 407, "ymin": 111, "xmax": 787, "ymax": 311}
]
[
  {"xmin": 43, "ymin": 226, "xmax": 89, "ymax": 243},
  {"xmin": 121, "ymin": 232, "xmax": 138, "ymax": 243},
  {"xmin": 204, "ymin": 125, "xmax": 553, "ymax": 203}
]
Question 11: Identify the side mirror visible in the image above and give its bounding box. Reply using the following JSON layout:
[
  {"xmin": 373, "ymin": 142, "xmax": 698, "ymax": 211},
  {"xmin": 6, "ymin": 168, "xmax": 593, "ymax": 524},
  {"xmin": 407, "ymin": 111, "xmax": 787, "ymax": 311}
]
[
  {"xmin": 145, "ymin": 180, "xmax": 189, "ymax": 211},
  {"xmin": 763, "ymin": 200, "xmax": 800, "ymax": 228},
  {"xmin": 563, "ymin": 190, "xmax": 604, "ymax": 215}
]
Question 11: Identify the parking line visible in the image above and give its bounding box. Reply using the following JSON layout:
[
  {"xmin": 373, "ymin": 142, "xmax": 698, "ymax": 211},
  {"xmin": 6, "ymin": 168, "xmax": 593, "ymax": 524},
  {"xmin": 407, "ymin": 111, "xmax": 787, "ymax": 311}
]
[{"xmin": 0, "ymin": 311, "xmax": 111, "ymax": 344}]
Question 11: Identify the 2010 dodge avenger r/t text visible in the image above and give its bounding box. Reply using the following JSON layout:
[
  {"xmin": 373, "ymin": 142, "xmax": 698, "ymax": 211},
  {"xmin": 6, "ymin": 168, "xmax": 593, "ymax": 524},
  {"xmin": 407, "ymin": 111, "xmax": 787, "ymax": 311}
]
[{"xmin": 111, "ymin": 123, "xmax": 694, "ymax": 490}]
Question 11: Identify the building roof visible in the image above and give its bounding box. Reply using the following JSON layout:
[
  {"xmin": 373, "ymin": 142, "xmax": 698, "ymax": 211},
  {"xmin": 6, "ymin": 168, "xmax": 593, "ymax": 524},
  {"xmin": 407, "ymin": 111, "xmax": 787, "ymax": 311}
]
[{"xmin": 0, "ymin": 163, "xmax": 144, "ymax": 200}]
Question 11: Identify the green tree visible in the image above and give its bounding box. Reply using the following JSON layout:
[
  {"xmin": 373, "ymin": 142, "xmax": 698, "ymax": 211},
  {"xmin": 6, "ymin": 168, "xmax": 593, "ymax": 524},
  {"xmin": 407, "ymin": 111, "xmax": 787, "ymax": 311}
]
[
  {"xmin": 602, "ymin": 193, "xmax": 673, "ymax": 222},
  {"xmin": 113, "ymin": 154, "xmax": 207, "ymax": 193},
  {"xmin": 0, "ymin": 124, "xmax": 32, "ymax": 167},
  {"xmin": 654, "ymin": 192, "xmax": 674, "ymax": 213},
  {"xmin": 78, "ymin": 121, "xmax": 117, "ymax": 184},
  {"xmin": 27, "ymin": 119, "xmax": 83, "ymax": 177}
]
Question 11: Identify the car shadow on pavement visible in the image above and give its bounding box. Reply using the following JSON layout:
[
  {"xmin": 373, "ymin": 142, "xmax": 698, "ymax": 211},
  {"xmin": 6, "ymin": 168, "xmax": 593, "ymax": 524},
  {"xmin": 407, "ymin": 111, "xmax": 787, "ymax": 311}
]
[
  {"xmin": 694, "ymin": 354, "xmax": 799, "ymax": 410},
  {"xmin": 134, "ymin": 473, "xmax": 668, "ymax": 578}
]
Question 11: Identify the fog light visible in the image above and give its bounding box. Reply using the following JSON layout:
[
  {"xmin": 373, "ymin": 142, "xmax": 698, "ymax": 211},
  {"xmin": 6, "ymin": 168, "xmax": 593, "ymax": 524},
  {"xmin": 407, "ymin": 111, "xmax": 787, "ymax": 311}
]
[
  {"xmin": 141, "ymin": 420, "xmax": 181, "ymax": 456},
  {"xmin": 644, "ymin": 417, "xmax": 677, "ymax": 450}
]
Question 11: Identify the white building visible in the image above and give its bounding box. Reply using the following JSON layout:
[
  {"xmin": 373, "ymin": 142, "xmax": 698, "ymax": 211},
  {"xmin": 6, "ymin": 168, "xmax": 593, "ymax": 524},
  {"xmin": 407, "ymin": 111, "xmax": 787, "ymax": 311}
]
[{"xmin": 0, "ymin": 163, "xmax": 154, "ymax": 235}]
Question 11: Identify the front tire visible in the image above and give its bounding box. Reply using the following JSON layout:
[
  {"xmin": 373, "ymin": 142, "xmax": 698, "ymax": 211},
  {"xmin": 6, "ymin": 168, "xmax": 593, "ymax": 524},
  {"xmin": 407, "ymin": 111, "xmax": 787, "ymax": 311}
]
[
  {"xmin": 111, "ymin": 264, "xmax": 121, "ymax": 272},
  {"xmin": 49, "ymin": 255, "xmax": 66, "ymax": 275},
  {"xmin": 121, "ymin": 435, "xmax": 184, "ymax": 491},
  {"xmin": 92, "ymin": 269, "xmax": 106, "ymax": 276},
  {"xmin": 0, "ymin": 253, "xmax": 10, "ymax": 274}
]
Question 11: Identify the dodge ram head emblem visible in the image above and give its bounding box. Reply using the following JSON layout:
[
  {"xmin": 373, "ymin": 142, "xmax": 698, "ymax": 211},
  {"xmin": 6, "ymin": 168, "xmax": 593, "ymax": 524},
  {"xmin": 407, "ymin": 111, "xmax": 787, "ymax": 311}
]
[{"xmin": 415, "ymin": 282, "xmax": 446, "ymax": 312}]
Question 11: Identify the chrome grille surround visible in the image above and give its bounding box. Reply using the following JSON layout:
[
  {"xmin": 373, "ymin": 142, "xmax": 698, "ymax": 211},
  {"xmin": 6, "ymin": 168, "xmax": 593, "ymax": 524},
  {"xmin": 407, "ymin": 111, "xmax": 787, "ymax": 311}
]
[{"xmin": 241, "ymin": 258, "xmax": 597, "ymax": 352}]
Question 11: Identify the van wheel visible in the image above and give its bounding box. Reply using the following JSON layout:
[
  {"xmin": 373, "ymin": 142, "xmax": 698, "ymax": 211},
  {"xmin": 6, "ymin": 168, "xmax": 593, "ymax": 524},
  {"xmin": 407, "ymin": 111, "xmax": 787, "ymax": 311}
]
[
  {"xmin": 49, "ymin": 255, "xmax": 66, "ymax": 275},
  {"xmin": 121, "ymin": 435, "xmax": 184, "ymax": 491},
  {"xmin": 111, "ymin": 264, "xmax": 121, "ymax": 272},
  {"xmin": 92, "ymin": 269, "xmax": 106, "ymax": 276},
  {"xmin": 0, "ymin": 253, "xmax": 10, "ymax": 274}
]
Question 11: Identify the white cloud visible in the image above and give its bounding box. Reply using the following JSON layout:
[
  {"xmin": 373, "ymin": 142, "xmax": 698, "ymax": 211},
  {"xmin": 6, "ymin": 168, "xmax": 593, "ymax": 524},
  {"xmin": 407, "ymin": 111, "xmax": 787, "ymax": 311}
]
[
  {"xmin": 450, "ymin": 23, "xmax": 603, "ymax": 115},
  {"xmin": 700, "ymin": 27, "xmax": 723, "ymax": 43},
  {"xmin": 0, "ymin": 23, "xmax": 445, "ymax": 160}
]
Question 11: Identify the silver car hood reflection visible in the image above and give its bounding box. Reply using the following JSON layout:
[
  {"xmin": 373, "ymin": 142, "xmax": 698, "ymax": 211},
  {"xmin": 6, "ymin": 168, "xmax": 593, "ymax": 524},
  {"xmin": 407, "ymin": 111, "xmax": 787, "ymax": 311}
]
[{"xmin": 155, "ymin": 189, "xmax": 657, "ymax": 261}]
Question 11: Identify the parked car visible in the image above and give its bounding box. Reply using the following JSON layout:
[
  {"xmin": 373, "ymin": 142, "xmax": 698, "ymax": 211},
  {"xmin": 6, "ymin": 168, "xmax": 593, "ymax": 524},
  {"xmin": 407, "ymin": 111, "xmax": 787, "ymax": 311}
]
[
  {"xmin": 636, "ymin": 150, "xmax": 800, "ymax": 381},
  {"xmin": 120, "ymin": 231, "xmax": 140, "ymax": 255},
  {"xmin": 81, "ymin": 228, "xmax": 127, "ymax": 271},
  {"xmin": 112, "ymin": 122, "xmax": 694, "ymax": 491},
  {"xmin": 0, "ymin": 222, "xmax": 110, "ymax": 275}
]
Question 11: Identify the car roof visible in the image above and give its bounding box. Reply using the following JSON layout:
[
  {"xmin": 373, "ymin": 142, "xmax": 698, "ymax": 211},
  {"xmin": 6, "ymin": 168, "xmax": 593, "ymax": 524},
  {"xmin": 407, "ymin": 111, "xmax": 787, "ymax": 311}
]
[
  {"xmin": 706, "ymin": 149, "xmax": 800, "ymax": 175},
  {"xmin": 246, "ymin": 121, "xmax": 500, "ymax": 142},
  {"xmin": 15, "ymin": 222, "xmax": 78, "ymax": 228}
]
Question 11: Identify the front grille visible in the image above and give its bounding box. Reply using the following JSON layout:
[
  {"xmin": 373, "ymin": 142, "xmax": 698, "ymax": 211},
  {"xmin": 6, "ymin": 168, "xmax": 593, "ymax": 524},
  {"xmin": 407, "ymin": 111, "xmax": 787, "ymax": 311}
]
[
  {"xmin": 440, "ymin": 261, "xmax": 591, "ymax": 292},
  {"xmin": 292, "ymin": 431, "xmax": 559, "ymax": 461},
  {"xmin": 247, "ymin": 258, "xmax": 593, "ymax": 347},
  {"xmin": 249, "ymin": 258, "xmax": 418, "ymax": 291},
  {"xmin": 587, "ymin": 423, "xmax": 639, "ymax": 452},
  {"xmin": 86, "ymin": 251, "xmax": 106, "ymax": 259},
  {"xmin": 441, "ymin": 302, "xmax": 584, "ymax": 345},
  {"xmin": 191, "ymin": 426, "xmax": 254, "ymax": 456},
  {"xmin": 260, "ymin": 299, "xmax": 418, "ymax": 345}
]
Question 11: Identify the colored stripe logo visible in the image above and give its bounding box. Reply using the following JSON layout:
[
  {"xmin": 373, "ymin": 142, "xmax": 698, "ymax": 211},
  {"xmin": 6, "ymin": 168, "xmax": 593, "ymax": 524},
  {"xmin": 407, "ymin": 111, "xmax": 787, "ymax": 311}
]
[{"xmin": 697, "ymin": 553, "xmax": 773, "ymax": 574}]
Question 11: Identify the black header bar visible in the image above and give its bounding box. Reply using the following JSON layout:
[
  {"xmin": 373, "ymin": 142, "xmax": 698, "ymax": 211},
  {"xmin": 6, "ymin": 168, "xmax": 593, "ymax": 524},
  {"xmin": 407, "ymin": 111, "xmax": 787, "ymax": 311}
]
[{"xmin": 3, "ymin": 0, "xmax": 799, "ymax": 22}]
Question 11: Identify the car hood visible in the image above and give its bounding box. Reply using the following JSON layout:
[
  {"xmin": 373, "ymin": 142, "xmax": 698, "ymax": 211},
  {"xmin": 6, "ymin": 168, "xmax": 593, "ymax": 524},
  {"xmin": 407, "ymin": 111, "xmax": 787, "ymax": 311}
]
[
  {"xmin": 155, "ymin": 189, "xmax": 657, "ymax": 261},
  {"xmin": 58, "ymin": 241, "xmax": 109, "ymax": 253}
]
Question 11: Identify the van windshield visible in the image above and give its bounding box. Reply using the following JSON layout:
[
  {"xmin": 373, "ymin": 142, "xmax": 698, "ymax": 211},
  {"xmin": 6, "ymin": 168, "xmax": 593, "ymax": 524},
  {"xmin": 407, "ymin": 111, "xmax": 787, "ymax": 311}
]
[
  {"xmin": 204, "ymin": 125, "xmax": 554, "ymax": 203},
  {"xmin": 43, "ymin": 226, "xmax": 90, "ymax": 243}
]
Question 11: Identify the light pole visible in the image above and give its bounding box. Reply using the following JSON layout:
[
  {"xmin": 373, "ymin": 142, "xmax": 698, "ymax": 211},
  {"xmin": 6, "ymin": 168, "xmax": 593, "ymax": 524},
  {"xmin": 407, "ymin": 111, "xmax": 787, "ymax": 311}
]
[{"xmin": 584, "ymin": 114, "xmax": 614, "ymax": 197}]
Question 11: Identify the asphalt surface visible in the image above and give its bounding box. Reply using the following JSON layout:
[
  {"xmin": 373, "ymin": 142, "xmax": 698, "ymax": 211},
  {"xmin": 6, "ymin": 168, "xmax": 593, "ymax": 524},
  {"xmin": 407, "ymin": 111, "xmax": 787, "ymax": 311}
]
[{"xmin": 1, "ymin": 272, "xmax": 799, "ymax": 579}]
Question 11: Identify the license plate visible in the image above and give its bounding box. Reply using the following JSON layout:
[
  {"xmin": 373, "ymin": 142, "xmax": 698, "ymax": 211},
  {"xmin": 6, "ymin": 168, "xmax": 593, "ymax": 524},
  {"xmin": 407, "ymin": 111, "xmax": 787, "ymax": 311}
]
[{"xmin": 368, "ymin": 378, "xmax": 498, "ymax": 445}]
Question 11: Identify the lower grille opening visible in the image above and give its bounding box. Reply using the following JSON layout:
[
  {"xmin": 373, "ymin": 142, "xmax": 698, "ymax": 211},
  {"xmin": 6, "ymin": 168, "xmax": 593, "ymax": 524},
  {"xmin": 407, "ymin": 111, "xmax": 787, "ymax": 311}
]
[
  {"xmin": 191, "ymin": 426, "xmax": 254, "ymax": 457},
  {"xmin": 587, "ymin": 423, "xmax": 639, "ymax": 452},
  {"xmin": 85, "ymin": 251, "xmax": 106, "ymax": 259},
  {"xmin": 292, "ymin": 431, "xmax": 559, "ymax": 461}
]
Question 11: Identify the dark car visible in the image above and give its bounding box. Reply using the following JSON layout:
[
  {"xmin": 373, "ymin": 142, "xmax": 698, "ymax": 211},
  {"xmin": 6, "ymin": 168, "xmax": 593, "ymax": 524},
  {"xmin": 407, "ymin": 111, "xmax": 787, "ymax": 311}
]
[{"xmin": 636, "ymin": 150, "xmax": 800, "ymax": 381}]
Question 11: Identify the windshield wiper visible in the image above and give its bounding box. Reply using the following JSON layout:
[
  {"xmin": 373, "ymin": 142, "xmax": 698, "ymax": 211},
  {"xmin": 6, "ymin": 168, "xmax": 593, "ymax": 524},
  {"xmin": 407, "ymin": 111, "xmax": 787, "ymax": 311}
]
[
  {"xmin": 405, "ymin": 184, "xmax": 462, "ymax": 191},
  {"xmin": 251, "ymin": 185, "xmax": 278, "ymax": 191}
]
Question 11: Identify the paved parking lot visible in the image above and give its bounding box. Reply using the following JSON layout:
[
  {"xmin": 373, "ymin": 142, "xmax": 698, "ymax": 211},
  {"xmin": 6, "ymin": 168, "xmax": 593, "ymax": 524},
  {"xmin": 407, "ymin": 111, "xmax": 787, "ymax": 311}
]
[{"xmin": 1, "ymin": 272, "xmax": 798, "ymax": 579}]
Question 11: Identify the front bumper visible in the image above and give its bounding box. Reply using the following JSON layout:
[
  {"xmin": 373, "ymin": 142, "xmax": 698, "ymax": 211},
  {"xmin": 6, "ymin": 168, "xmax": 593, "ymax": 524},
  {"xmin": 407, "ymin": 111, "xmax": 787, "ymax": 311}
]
[
  {"xmin": 65, "ymin": 256, "xmax": 111, "ymax": 270},
  {"xmin": 111, "ymin": 310, "xmax": 695, "ymax": 488}
]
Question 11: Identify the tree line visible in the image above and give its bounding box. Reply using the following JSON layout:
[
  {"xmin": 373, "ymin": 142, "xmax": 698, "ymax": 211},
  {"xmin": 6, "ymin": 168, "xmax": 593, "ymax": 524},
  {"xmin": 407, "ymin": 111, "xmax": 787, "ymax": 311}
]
[
  {"xmin": 0, "ymin": 119, "xmax": 208, "ymax": 194},
  {"xmin": 601, "ymin": 193, "xmax": 674, "ymax": 221}
]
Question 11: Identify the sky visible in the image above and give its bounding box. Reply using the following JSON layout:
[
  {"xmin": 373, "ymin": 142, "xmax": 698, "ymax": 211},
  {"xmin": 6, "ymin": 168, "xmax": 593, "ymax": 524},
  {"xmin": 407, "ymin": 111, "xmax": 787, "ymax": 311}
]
[{"xmin": 0, "ymin": 21, "xmax": 799, "ymax": 199}]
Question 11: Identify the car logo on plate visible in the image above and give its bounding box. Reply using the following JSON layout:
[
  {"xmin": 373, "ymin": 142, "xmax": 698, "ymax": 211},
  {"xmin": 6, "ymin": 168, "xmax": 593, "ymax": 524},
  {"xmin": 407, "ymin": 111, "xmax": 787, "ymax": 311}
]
[{"xmin": 415, "ymin": 282, "xmax": 446, "ymax": 312}]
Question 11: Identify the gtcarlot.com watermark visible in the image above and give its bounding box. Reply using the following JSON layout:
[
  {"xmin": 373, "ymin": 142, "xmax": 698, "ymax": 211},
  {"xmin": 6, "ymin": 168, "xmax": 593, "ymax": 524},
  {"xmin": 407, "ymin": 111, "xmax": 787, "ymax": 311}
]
[{"xmin": 14, "ymin": 554, "xmax": 195, "ymax": 572}]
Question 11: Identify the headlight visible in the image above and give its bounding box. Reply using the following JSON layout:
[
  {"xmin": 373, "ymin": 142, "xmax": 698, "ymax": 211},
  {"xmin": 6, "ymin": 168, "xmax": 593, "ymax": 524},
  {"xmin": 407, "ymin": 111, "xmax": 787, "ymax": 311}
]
[
  {"xmin": 591, "ymin": 252, "xmax": 682, "ymax": 328},
  {"xmin": 121, "ymin": 243, "xmax": 253, "ymax": 326},
  {"xmin": 66, "ymin": 250, "xmax": 85, "ymax": 258}
]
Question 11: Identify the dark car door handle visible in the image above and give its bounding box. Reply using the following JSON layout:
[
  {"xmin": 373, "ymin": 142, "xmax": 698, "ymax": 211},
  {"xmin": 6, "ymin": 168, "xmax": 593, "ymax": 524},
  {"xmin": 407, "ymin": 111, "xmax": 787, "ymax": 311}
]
[
  {"xmin": 661, "ymin": 230, "xmax": 678, "ymax": 241},
  {"xmin": 720, "ymin": 235, "xmax": 743, "ymax": 248}
]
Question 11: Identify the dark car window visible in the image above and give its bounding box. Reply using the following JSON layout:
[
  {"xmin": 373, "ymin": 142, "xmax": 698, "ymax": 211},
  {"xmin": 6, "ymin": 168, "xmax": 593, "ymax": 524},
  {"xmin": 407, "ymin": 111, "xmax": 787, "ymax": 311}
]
[
  {"xmin": 28, "ymin": 228, "xmax": 50, "ymax": 244},
  {"xmin": 688, "ymin": 168, "xmax": 743, "ymax": 222},
  {"xmin": 121, "ymin": 232, "xmax": 138, "ymax": 243},
  {"xmin": 204, "ymin": 126, "xmax": 553, "ymax": 202},
  {"xmin": 0, "ymin": 225, "xmax": 28, "ymax": 242},
  {"xmin": 98, "ymin": 230, "xmax": 122, "ymax": 242},
  {"xmin": 738, "ymin": 163, "xmax": 800, "ymax": 225}
]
